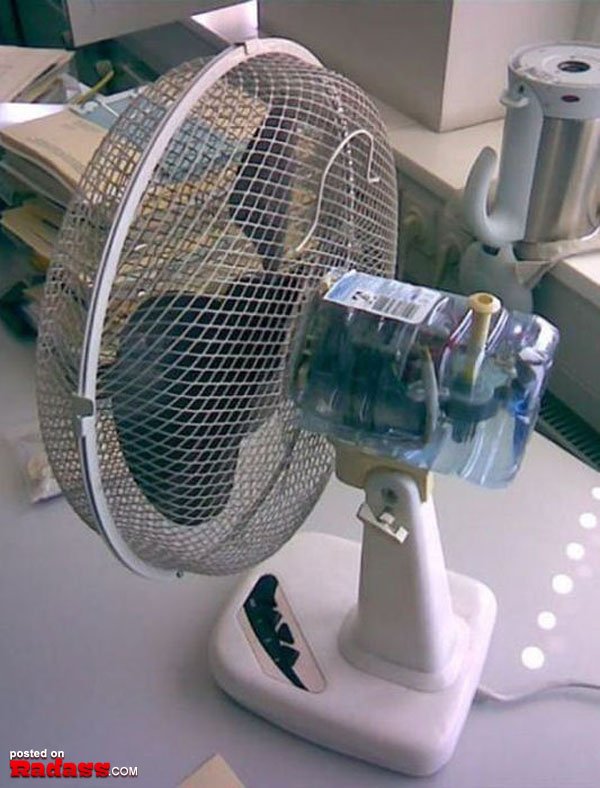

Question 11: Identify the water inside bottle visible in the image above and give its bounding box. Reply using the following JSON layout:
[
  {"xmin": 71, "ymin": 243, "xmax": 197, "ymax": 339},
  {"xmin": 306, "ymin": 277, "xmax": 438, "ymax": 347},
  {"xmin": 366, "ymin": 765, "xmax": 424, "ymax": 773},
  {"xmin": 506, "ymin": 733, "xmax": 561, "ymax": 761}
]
[{"xmin": 289, "ymin": 270, "xmax": 558, "ymax": 488}]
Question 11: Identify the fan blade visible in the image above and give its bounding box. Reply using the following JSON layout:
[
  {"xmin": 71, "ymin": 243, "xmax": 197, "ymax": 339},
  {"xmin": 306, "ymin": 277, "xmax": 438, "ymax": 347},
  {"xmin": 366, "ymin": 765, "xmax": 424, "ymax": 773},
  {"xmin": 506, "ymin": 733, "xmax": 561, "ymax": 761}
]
[
  {"xmin": 109, "ymin": 275, "xmax": 298, "ymax": 526},
  {"xmin": 229, "ymin": 101, "xmax": 297, "ymax": 270}
]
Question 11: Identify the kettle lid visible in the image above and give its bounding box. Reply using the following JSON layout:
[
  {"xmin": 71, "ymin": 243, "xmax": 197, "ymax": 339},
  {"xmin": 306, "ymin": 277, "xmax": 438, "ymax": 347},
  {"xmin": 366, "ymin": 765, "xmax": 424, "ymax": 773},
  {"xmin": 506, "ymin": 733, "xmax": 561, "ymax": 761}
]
[{"xmin": 509, "ymin": 41, "xmax": 600, "ymax": 119}]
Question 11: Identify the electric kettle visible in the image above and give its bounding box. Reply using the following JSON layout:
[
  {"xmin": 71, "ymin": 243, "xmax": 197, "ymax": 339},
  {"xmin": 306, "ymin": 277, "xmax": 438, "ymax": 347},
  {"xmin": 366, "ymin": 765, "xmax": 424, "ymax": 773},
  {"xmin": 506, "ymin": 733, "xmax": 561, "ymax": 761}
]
[{"xmin": 464, "ymin": 42, "xmax": 600, "ymax": 261}]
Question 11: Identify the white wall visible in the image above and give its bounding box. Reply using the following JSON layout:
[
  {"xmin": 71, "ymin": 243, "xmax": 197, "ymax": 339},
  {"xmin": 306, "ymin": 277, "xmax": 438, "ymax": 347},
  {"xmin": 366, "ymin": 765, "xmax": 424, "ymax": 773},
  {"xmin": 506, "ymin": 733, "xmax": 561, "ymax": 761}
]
[
  {"xmin": 441, "ymin": 0, "xmax": 580, "ymax": 131},
  {"xmin": 259, "ymin": 0, "xmax": 583, "ymax": 132},
  {"xmin": 259, "ymin": 0, "xmax": 453, "ymax": 131},
  {"xmin": 575, "ymin": 1, "xmax": 600, "ymax": 40}
]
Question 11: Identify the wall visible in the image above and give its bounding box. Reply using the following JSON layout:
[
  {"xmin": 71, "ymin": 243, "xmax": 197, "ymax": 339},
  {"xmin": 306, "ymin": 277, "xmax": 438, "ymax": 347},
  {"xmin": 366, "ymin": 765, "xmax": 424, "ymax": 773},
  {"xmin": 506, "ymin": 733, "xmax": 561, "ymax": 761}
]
[
  {"xmin": 441, "ymin": 0, "xmax": 580, "ymax": 131},
  {"xmin": 258, "ymin": 0, "xmax": 453, "ymax": 131},
  {"xmin": 259, "ymin": 0, "xmax": 582, "ymax": 132}
]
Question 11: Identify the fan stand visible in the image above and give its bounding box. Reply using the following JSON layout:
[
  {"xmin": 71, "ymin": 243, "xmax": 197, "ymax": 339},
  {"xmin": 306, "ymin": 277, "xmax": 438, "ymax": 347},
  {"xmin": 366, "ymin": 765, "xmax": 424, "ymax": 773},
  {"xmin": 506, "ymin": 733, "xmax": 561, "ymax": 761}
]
[{"xmin": 210, "ymin": 447, "xmax": 496, "ymax": 776}]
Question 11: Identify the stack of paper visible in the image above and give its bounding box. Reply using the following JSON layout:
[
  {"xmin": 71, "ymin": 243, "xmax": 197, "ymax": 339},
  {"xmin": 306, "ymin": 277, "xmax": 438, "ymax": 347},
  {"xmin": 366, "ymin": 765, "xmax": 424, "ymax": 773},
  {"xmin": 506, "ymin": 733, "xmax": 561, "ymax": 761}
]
[
  {"xmin": 0, "ymin": 90, "xmax": 140, "ymax": 334},
  {"xmin": 0, "ymin": 107, "xmax": 108, "ymax": 196},
  {"xmin": 0, "ymin": 46, "xmax": 73, "ymax": 103},
  {"xmin": 0, "ymin": 89, "xmax": 140, "ymax": 204},
  {"xmin": 1, "ymin": 197, "xmax": 63, "ymax": 269}
]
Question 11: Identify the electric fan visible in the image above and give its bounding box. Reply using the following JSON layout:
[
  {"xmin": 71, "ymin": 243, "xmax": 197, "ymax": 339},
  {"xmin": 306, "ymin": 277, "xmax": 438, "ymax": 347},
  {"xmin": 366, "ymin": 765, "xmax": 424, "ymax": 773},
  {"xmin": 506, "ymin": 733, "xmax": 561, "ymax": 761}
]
[{"xmin": 37, "ymin": 39, "xmax": 558, "ymax": 776}]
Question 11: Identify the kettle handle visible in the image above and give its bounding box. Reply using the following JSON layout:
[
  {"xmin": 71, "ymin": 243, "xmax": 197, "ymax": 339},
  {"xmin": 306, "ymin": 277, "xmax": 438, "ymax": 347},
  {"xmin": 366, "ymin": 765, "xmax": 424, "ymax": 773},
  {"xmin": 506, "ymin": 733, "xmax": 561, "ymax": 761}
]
[{"xmin": 463, "ymin": 85, "xmax": 543, "ymax": 247}]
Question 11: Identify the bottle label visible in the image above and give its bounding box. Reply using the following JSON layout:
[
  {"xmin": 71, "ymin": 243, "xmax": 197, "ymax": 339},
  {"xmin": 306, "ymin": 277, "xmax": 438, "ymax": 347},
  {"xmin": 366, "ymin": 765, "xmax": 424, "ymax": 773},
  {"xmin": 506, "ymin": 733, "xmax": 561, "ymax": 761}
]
[{"xmin": 324, "ymin": 270, "xmax": 440, "ymax": 325}]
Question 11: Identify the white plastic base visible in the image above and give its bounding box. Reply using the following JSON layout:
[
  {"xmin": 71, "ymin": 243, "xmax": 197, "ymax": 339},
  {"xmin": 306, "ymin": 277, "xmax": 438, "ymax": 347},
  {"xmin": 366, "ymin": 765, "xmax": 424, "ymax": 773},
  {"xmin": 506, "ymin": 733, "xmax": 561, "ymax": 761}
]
[{"xmin": 210, "ymin": 532, "xmax": 496, "ymax": 776}]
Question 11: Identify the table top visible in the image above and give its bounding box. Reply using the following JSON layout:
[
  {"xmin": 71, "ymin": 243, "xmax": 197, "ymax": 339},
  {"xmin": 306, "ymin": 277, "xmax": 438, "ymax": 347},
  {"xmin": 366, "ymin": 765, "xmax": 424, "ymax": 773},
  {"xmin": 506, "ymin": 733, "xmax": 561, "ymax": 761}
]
[{"xmin": 1, "ymin": 324, "xmax": 599, "ymax": 788}]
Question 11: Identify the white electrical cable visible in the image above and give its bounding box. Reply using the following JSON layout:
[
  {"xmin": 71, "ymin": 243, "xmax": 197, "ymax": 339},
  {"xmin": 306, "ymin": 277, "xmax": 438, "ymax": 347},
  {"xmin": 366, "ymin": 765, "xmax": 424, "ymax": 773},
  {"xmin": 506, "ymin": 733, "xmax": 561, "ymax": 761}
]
[{"xmin": 476, "ymin": 681, "xmax": 600, "ymax": 705}]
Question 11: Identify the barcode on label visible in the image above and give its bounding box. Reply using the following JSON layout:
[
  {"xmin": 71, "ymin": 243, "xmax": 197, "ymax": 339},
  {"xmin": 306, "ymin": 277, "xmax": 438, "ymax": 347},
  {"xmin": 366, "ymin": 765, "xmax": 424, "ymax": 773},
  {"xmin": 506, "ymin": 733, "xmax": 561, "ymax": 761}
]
[
  {"xmin": 372, "ymin": 295, "xmax": 420, "ymax": 321},
  {"xmin": 323, "ymin": 270, "xmax": 441, "ymax": 326}
]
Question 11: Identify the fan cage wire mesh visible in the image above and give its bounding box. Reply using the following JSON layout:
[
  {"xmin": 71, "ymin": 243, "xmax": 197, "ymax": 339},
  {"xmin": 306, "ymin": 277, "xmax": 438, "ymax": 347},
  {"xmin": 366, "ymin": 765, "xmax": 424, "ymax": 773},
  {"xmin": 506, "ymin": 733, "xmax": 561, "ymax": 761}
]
[{"xmin": 37, "ymin": 45, "xmax": 398, "ymax": 576}]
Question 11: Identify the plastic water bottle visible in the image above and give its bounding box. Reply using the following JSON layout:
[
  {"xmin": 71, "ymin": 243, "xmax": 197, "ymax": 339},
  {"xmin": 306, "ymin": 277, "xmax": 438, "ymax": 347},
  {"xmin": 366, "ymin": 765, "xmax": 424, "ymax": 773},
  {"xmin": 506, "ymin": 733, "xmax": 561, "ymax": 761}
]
[{"xmin": 289, "ymin": 270, "xmax": 559, "ymax": 488}]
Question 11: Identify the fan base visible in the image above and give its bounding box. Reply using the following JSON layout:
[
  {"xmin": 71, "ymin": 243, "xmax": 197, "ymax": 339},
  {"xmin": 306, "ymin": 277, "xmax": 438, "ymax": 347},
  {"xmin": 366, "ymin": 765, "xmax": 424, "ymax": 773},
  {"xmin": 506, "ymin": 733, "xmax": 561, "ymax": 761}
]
[{"xmin": 210, "ymin": 531, "xmax": 496, "ymax": 776}]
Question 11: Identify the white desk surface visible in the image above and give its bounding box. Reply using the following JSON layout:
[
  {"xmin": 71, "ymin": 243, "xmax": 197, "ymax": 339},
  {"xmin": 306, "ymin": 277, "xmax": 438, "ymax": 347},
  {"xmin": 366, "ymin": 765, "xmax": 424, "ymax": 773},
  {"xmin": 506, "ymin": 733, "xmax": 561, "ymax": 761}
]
[{"xmin": 1, "ymin": 324, "xmax": 600, "ymax": 788}]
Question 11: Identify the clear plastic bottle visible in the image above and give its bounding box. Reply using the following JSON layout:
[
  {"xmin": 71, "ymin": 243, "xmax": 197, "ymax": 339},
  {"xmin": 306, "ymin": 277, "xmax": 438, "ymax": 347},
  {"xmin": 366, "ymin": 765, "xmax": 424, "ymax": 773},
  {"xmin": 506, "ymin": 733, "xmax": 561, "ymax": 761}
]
[{"xmin": 289, "ymin": 270, "xmax": 559, "ymax": 488}]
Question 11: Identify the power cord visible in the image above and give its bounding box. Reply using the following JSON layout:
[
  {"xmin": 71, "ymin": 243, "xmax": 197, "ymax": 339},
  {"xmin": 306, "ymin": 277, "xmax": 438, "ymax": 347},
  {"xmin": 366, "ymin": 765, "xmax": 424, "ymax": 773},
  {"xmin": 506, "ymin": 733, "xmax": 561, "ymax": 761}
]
[
  {"xmin": 70, "ymin": 61, "xmax": 115, "ymax": 105},
  {"xmin": 476, "ymin": 681, "xmax": 600, "ymax": 705}
]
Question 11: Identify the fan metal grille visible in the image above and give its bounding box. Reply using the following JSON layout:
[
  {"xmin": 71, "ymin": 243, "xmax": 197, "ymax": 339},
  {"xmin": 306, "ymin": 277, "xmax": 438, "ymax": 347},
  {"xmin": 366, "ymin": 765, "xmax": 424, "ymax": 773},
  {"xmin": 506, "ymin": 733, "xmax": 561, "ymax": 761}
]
[{"xmin": 37, "ymin": 46, "xmax": 397, "ymax": 575}]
